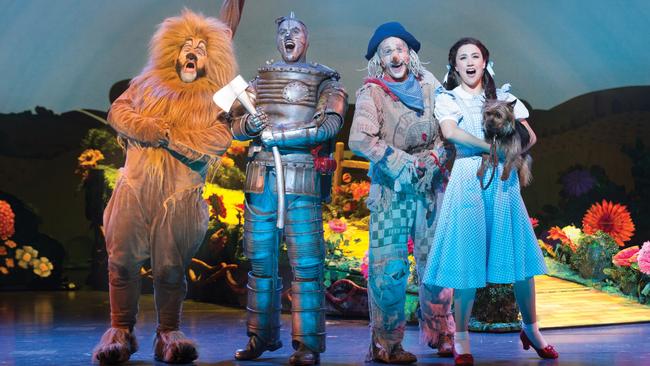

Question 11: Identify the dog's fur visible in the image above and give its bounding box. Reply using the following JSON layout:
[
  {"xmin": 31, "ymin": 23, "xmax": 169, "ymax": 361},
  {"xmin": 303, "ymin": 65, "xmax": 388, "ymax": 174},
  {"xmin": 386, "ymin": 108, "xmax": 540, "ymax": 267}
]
[{"xmin": 477, "ymin": 99, "xmax": 533, "ymax": 187}]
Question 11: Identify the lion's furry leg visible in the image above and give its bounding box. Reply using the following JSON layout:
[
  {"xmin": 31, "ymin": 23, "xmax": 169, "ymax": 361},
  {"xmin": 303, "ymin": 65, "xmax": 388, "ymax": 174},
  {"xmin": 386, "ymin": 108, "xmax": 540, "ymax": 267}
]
[
  {"xmin": 154, "ymin": 330, "xmax": 198, "ymax": 364},
  {"xmin": 92, "ymin": 327, "xmax": 138, "ymax": 364}
]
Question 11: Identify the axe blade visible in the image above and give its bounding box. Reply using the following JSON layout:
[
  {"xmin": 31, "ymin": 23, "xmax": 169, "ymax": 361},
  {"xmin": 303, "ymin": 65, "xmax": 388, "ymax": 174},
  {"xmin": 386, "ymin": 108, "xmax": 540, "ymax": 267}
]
[{"xmin": 212, "ymin": 75, "xmax": 251, "ymax": 113}]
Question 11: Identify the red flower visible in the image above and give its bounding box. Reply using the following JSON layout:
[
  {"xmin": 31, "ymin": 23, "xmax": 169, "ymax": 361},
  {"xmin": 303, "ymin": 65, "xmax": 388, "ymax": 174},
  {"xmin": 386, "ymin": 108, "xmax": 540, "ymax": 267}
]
[
  {"xmin": 235, "ymin": 203, "xmax": 245, "ymax": 212},
  {"xmin": 612, "ymin": 246, "xmax": 639, "ymax": 267},
  {"xmin": 582, "ymin": 200, "xmax": 635, "ymax": 246},
  {"xmin": 407, "ymin": 236, "xmax": 414, "ymax": 255},
  {"xmin": 530, "ymin": 217, "xmax": 539, "ymax": 228}
]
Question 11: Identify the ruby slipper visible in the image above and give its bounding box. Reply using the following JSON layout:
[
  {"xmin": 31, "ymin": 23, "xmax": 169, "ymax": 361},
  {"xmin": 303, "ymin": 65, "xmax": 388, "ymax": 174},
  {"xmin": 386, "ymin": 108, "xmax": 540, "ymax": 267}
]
[
  {"xmin": 452, "ymin": 349, "xmax": 474, "ymax": 366},
  {"xmin": 519, "ymin": 330, "xmax": 559, "ymax": 359}
]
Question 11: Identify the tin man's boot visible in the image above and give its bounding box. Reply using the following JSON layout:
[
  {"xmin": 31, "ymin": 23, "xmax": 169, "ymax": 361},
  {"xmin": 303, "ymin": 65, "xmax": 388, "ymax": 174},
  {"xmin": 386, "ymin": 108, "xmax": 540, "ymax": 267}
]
[
  {"xmin": 234, "ymin": 273, "xmax": 283, "ymax": 360},
  {"xmin": 289, "ymin": 280, "xmax": 325, "ymax": 365}
]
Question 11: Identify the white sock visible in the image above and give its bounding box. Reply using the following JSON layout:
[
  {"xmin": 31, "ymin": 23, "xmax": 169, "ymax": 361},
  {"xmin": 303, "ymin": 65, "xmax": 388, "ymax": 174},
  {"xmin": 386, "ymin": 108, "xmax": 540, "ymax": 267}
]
[
  {"xmin": 522, "ymin": 322, "xmax": 548, "ymax": 349},
  {"xmin": 454, "ymin": 331, "xmax": 471, "ymax": 355}
]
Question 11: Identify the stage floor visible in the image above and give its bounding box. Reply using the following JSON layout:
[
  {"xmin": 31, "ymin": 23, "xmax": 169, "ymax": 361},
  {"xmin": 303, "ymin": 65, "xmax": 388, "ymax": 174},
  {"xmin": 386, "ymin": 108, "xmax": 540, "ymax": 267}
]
[{"xmin": 2, "ymin": 290, "xmax": 650, "ymax": 365}]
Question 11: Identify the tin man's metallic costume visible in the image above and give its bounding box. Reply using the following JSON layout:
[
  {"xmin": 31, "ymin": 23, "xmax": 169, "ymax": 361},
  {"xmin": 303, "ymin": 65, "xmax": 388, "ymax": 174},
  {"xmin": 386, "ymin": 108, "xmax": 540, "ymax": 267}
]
[{"xmin": 232, "ymin": 13, "xmax": 347, "ymax": 366}]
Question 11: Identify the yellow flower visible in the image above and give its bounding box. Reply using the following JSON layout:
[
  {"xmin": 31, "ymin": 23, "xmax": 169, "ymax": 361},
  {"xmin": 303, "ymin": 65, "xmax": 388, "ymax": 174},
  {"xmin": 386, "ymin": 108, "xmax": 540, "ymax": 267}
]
[
  {"xmin": 32, "ymin": 257, "xmax": 53, "ymax": 277},
  {"xmin": 407, "ymin": 254, "xmax": 416, "ymax": 266},
  {"xmin": 15, "ymin": 246, "xmax": 38, "ymax": 269},
  {"xmin": 0, "ymin": 266, "xmax": 8, "ymax": 275},
  {"xmin": 5, "ymin": 258, "xmax": 14, "ymax": 268},
  {"xmin": 221, "ymin": 156, "xmax": 235, "ymax": 168}
]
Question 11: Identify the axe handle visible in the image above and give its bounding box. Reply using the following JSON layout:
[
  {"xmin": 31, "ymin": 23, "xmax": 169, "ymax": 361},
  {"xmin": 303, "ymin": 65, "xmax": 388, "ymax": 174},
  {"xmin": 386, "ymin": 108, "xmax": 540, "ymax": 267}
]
[
  {"xmin": 235, "ymin": 92, "xmax": 285, "ymax": 230},
  {"xmin": 272, "ymin": 146, "xmax": 285, "ymax": 229}
]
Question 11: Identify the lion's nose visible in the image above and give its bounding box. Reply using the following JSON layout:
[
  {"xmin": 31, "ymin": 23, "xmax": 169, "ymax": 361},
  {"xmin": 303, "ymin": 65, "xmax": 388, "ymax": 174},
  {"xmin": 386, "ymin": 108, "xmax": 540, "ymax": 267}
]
[{"xmin": 186, "ymin": 53, "xmax": 197, "ymax": 61}]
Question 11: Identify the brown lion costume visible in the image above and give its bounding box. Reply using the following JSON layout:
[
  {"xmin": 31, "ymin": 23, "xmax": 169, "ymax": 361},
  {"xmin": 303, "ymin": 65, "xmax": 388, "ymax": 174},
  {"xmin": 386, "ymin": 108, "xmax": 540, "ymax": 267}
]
[{"xmin": 92, "ymin": 9, "xmax": 237, "ymax": 364}]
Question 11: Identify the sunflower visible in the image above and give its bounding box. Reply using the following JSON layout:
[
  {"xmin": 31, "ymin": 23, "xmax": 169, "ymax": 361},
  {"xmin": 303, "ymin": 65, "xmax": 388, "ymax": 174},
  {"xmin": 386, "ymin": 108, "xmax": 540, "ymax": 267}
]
[
  {"xmin": 77, "ymin": 149, "xmax": 105, "ymax": 169},
  {"xmin": 582, "ymin": 200, "xmax": 635, "ymax": 246}
]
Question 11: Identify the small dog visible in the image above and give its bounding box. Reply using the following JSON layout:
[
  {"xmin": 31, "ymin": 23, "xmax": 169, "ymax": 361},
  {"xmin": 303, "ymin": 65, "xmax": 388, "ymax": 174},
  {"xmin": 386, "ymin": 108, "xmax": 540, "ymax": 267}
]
[{"xmin": 477, "ymin": 99, "xmax": 533, "ymax": 187}]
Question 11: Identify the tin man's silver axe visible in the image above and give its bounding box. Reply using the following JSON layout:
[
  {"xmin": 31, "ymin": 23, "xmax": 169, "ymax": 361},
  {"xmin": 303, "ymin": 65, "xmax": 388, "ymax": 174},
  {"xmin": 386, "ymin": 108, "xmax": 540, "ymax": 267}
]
[{"xmin": 213, "ymin": 76, "xmax": 285, "ymax": 229}]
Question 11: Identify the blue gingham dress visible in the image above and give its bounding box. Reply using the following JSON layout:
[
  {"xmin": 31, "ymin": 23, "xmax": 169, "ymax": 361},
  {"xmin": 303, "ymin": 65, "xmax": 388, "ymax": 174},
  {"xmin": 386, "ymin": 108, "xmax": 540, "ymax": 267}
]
[{"xmin": 421, "ymin": 85, "xmax": 547, "ymax": 289}]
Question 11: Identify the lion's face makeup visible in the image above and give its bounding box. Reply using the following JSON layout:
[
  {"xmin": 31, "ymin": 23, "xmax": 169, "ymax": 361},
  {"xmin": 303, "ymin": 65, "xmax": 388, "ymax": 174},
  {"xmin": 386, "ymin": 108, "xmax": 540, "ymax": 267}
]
[{"xmin": 176, "ymin": 38, "xmax": 207, "ymax": 83}]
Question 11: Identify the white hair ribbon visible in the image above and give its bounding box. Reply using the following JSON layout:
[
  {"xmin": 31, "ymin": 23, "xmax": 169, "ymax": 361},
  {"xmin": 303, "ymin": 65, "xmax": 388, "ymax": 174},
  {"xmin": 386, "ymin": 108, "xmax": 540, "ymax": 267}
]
[
  {"xmin": 486, "ymin": 60, "xmax": 495, "ymax": 77},
  {"xmin": 443, "ymin": 64, "xmax": 451, "ymax": 84}
]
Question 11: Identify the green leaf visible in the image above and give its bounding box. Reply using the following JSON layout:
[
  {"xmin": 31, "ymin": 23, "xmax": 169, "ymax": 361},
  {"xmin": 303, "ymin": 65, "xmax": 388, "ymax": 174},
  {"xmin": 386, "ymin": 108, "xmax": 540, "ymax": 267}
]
[{"xmin": 642, "ymin": 283, "xmax": 650, "ymax": 296}]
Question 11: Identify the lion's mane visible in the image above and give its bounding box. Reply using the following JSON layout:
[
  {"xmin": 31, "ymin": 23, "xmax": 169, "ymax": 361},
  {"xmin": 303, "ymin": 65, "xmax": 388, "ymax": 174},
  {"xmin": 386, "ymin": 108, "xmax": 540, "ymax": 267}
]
[{"xmin": 128, "ymin": 9, "xmax": 237, "ymax": 178}]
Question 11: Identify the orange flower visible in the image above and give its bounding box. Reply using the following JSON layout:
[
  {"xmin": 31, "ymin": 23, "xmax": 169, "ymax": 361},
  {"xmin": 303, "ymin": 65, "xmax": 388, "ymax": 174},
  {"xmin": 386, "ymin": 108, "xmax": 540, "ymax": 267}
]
[
  {"xmin": 0, "ymin": 246, "xmax": 6, "ymax": 256},
  {"xmin": 226, "ymin": 146, "xmax": 245, "ymax": 156},
  {"xmin": 0, "ymin": 266, "xmax": 8, "ymax": 275},
  {"xmin": 5, "ymin": 240, "xmax": 16, "ymax": 248},
  {"xmin": 0, "ymin": 200, "xmax": 16, "ymax": 240},
  {"xmin": 582, "ymin": 200, "xmax": 635, "ymax": 246},
  {"xmin": 350, "ymin": 181, "xmax": 370, "ymax": 201},
  {"xmin": 221, "ymin": 156, "xmax": 235, "ymax": 168},
  {"xmin": 547, "ymin": 226, "xmax": 577, "ymax": 252},
  {"xmin": 5, "ymin": 258, "xmax": 14, "ymax": 268},
  {"xmin": 226, "ymin": 141, "xmax": 247, "ymax": 156},
  {"xmin": 342, "ymin": 173, "xmax": 352, "ymax": 184}
]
